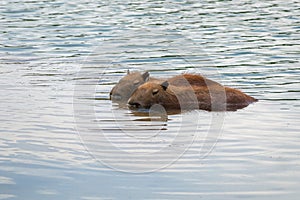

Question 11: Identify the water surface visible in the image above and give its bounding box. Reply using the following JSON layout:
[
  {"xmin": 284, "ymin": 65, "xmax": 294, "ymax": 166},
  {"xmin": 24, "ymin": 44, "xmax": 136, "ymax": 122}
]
[{"xmin": 0, "ymin": 0, "xmax": 300, "ymax": 199}]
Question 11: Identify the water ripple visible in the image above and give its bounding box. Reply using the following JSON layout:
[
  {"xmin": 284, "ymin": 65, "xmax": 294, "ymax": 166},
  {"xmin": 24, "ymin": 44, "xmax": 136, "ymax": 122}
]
[{"xmin": 0, "ymin": 0, "xmax": 300, "ymax": 199}]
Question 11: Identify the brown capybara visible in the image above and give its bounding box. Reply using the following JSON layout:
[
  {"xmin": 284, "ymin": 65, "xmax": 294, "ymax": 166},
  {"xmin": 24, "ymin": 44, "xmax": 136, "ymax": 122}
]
[
  {"xmin": 110, "ymin": 71, "xmax": 161, "ymax": 102},
  {"xmin": 128, "ymin": 74, "xmax": 257, "ymax": 111},
  {"xmin": 110, "ymin": 72, "xmax": 219, "ymax": 102}
]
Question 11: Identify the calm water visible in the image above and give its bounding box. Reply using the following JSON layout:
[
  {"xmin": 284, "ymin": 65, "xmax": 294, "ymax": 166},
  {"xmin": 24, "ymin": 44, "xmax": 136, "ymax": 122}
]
[{"xmin": 1, "ymin": 0, "xmax": 300, "ymax": 199}]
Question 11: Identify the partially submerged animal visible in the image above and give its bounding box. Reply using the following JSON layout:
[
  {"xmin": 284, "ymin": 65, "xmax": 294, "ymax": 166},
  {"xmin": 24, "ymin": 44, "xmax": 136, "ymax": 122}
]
[
  {"xmin": 128, "ymin": 74, "xmax": 257, "ymax": 111},
  {"xmin": 110, "ymin": 71, "xmax": 157, "ymax": 102},
  {"xmin": 110, "ymin": 72, "xmax": 216, "ymax": 102}
]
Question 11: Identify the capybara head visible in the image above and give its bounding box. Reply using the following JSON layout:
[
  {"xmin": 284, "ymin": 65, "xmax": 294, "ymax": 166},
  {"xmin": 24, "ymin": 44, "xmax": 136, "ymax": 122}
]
[
  {"xmin": 110, "ymin": 71, "xmax": 150, "ymax": 102},
  {"xmin": 128, "ymin": 81, "xmax": 170, "ymax": 109}
]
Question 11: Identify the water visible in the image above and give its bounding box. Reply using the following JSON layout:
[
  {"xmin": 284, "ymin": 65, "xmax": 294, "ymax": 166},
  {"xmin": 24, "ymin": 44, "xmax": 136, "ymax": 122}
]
[{"xmin": 1, "ymin": 0, "xmax": 300, "ymax": 199}]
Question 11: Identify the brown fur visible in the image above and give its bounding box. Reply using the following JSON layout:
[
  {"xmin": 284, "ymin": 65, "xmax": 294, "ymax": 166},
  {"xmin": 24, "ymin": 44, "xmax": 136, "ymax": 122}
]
[
  {"xmin": 128, "ymin": 74, "xmax": 257, "ymax": 111},
  {"xmin": 110, "ymin": 72, "xmax": 218, "ymax": 102},
  {"xmin": 168, "ymin": 74, "xmax": 222, "ymax": 87},
  {"xmin": 110, "ymin": 71, "xmax": 160, "ymax": 102}
]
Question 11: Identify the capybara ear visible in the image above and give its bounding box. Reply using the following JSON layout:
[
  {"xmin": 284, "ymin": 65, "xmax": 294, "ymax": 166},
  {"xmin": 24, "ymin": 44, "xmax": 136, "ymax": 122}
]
[
  {"xmin": 161, "ymin": 81, "xmax": 169, "ymax": 91},
  {"xmin": 127, "ymin": 69, "xmax": 130, "ymax": 74},
  {"xmin": 142, "ymin": 71, "xmax": 150, "ymax": 81}
]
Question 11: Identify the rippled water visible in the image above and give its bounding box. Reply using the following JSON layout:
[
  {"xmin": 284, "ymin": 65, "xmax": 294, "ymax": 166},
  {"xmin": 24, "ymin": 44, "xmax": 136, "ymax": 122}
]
[{"xmin": 1, "ymin": 0, "xmax": 300, "ymax": 199}]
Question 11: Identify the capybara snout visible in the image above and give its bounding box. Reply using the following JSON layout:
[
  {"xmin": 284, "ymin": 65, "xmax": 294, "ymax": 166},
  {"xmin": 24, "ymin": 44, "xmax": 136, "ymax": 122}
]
[
  {"xmin": 128, "ymin": 81, "xmax": 169, "ymax": 109},
  {"xmin": 110, "ymin": 71, "xmax": 150, "ymax": 102}
]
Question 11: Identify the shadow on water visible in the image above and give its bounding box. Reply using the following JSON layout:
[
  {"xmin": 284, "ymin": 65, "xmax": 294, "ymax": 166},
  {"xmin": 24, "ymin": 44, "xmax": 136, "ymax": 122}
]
[
  {"xmin": 1, "ymin": 0, "xmax": 300, "ymax": 199},
  {"xmin": 112, "ymin": 101, "xmax": 182, "ymax": 121}
]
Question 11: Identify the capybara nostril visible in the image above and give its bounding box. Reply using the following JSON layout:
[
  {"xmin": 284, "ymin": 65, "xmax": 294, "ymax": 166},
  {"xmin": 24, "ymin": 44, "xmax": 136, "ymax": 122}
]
[{"xmin": 128, "ymin": 102, "xmax": 141, "ymax": 108}]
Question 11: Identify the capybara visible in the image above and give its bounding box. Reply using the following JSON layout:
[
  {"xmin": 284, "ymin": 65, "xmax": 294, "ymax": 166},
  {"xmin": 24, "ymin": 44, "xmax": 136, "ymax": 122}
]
[
  {"xmin": 128, "ymin": 74, "xmax": 257, "ymax": 111},
  {"xmin": 110, "ymin": 72, "xmax": 217, "ymax": 102},
  {"xmin": 110, "ymin": 71, "xmax": 159, "ymax": 102}
]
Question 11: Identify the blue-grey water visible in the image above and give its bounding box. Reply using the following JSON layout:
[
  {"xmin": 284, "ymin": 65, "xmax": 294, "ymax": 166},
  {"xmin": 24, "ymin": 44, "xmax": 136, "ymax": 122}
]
[{"xmin": 1, "ymin": 0, "xmax": 300, "ymax": 199}]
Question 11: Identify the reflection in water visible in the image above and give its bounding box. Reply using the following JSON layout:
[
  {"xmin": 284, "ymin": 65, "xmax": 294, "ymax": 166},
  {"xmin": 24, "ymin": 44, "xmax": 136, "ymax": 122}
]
[
  {"xmin": 0, "ymin": 0, "xmax": 300, "ymax": 199},
  {"xmin": 75, "ymin": 82, "xmax": 220, "ymax": 172}
]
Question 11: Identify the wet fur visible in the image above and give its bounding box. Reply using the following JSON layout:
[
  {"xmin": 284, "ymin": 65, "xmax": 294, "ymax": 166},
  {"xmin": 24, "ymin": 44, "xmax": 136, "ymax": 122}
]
[
  {"xmin": 110, "ymin": 71, "xmax": 159, "ymax": 102},
  {"xmin": 128, "ymin": 74, "xmax": 257, "ymax": 111}
]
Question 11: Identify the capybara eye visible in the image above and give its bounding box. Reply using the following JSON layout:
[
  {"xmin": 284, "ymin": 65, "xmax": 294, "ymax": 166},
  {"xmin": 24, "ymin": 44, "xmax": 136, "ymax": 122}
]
[
  {"xmin": 133, "ymin": 80, "xmax": 140, "ymax": 85},
  {"xmin": 152, "ymin": 88, "xmax": 159, "ymax": 95}
]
